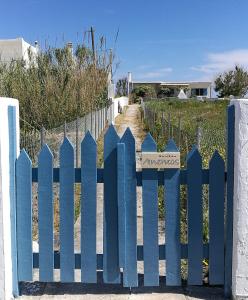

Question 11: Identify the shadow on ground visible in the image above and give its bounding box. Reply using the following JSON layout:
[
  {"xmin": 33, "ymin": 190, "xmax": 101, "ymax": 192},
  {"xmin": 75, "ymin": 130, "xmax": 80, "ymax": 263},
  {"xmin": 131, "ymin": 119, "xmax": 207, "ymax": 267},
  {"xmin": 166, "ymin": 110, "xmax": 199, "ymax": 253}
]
[{"xmin": 20, "ymin": 272, "xmax": 226, "ymax": 299}]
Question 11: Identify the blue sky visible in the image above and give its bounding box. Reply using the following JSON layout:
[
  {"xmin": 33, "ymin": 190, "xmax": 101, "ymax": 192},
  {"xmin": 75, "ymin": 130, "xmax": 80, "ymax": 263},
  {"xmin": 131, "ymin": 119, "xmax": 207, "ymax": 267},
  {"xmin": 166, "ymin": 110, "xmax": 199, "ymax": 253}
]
[{"xmin": 1, "ymin": 0, "xmax": 248, "ymax": 82}]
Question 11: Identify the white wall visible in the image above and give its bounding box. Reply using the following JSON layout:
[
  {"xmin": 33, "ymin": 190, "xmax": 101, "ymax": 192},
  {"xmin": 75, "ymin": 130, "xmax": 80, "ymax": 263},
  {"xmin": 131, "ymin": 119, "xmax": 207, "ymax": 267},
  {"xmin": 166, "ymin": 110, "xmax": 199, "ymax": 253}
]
[
  {"xmin": 231, "ymin": 99, "xmax": 248, "ymax": 299},
  {"xmin": 0, "ymin": 98, "xmax": 20, "ymax": 299},
  {"xmin": 0, "ymin": 38, "xmax": 38, "ymax": 66},
  {"xmin": 112, "ymin": 96, "xmax": 129, "ymax": 121}
]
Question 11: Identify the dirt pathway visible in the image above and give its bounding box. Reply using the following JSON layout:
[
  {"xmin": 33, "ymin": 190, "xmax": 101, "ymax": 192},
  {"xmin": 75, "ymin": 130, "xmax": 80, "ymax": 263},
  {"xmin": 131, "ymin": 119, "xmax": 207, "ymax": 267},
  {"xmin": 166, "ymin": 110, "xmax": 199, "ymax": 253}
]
[
  {"xmin": 115, "ymin": 103, "xmax": 145, "ymax": 151},
  {"xmin": 115, "ymin": 105, "xmax": 165, "ymax": 275},
  {"xmin": 74, "ymin": 104, "xmax": 165, "ymax": 274},
  {"xmin": 75, "ymin": 104, "xmax": 146, "ymax": 256}
]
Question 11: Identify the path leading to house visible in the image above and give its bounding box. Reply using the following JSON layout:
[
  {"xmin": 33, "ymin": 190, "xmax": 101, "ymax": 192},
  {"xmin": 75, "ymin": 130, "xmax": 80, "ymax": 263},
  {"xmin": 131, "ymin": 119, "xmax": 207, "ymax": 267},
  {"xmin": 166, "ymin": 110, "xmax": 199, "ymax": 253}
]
[{"xmin": 20, "ymin": 104, "xmax": 224, "ymax": 300}]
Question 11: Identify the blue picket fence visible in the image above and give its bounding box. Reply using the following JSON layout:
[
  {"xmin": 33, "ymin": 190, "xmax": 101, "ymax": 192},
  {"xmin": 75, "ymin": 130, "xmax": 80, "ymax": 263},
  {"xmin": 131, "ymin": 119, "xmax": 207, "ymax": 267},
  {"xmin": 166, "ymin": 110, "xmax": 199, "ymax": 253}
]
[{"xmin": 15, "ymin": 105, "xmax": 234, "ymax": 293}]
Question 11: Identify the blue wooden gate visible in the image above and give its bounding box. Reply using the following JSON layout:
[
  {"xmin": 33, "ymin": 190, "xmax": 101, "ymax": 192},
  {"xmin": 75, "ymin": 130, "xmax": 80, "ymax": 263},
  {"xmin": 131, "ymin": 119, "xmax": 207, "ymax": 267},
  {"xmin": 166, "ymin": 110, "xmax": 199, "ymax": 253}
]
[{"xmin": 15, "ymin": 105, "xmax": 234, "ymax": 295}]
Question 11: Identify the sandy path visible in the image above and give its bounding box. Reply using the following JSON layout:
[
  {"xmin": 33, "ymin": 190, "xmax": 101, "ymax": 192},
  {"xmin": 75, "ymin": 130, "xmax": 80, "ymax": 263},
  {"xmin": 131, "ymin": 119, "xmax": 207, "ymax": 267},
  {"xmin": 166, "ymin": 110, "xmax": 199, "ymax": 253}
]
[{"xmin": 74, "ymin": 104, "xmax": 164, "ymax": 277}]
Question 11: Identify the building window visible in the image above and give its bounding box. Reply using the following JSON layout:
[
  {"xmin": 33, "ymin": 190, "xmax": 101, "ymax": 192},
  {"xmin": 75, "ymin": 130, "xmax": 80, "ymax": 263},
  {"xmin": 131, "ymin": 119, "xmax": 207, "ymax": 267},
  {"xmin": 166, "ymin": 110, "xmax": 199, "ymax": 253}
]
[{"xmin": 192, "ymin": 88, "xmax": 207, "ymax": 96}]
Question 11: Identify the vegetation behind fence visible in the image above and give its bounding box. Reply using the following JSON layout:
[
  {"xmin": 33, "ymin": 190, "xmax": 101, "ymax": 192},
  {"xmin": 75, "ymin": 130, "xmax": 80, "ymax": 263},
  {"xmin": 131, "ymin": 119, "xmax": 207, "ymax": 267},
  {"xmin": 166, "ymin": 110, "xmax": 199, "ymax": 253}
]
[
  {"xmin": 141, "ymin": 99, "xmax": 229, "ymax": 167},
  {"xmin": 21, "ymin": 102, "xmax": 115, "ymax": 166},
  {"xmin": 0, "ymin": 37, "xmax": 112, "ymax": 130}
]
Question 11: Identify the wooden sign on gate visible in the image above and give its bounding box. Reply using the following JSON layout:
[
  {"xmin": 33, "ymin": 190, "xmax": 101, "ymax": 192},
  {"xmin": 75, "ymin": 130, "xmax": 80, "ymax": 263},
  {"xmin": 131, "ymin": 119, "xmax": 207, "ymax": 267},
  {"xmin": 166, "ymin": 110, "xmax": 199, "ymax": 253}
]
[{"xmin": 141, "ymin": 152, "xmax": 180, "ymax": 169}]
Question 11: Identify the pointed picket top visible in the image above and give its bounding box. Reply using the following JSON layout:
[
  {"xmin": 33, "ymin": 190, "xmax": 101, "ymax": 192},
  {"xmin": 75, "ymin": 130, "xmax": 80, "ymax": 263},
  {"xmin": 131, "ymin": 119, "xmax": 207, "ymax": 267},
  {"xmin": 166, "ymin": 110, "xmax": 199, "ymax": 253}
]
[
  {"xmin": 120, "ymin": 127, "xmax": 135, "ymax": 145},
  {"xmin": 142, "ymin": 133, "xmax": 157, "ymax": 152},
  {"xmin": 186, "ymin": 145, "xmax": 201, "ymax": 161},
  {"xmin": 105, "ymin": 124, "xmax": 119, "ymax": 140},
  {"xmin": 164, "ymin": 139, "xmax": 178, "ymax": 152},
  {"xmin": 17, "ymin": 149, "xmax": 32, "ymax": 166},
  {"xmin": 186, "ymin": 145, "xmax": 202, "ymax": 163},
  {"xmin": 210, "ymin": 150, "xmax": 224, "ymax": 168},
  {"xmin": 82, "ymin": 130, "xmax": 96, "ymax": 147},
  {"xmin": 38, "ymin": 144, "xmax": 53, "ymax": 160},
  {"xmin": 60, "ymin": 136, "xmax": 74, "ymax": 152}
]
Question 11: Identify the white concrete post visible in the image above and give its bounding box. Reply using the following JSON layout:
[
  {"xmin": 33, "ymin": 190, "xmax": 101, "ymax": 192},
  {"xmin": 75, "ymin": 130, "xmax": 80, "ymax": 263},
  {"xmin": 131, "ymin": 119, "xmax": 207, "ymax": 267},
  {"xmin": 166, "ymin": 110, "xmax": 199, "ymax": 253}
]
[
  {"xmin": 231, "ymin": 99, "xmax": 248, "ymax": 299},
  {"xmin": 0, "ymin": 98, "xmax": 20, "ymax": 299}
]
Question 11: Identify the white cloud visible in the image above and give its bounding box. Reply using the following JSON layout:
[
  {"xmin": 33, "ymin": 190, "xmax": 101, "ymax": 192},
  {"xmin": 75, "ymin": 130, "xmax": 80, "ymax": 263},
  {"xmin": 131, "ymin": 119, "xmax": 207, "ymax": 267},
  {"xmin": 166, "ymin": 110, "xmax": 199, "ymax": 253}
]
[
  {"xmin": 191, "ymin": 49, "xmax": 248, "ymax": 78},
  {"xmin": 135, "ymin": 67, "xmax": 173, "ymax": 80}
]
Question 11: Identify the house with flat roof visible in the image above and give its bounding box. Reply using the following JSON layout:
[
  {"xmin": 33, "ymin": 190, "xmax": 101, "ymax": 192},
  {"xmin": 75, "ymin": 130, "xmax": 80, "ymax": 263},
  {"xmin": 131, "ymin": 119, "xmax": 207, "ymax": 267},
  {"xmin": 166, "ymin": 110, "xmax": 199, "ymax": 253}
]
[
  {"xmin": 131, "ymin": 80, "xmax": 212, "ymax": 98},
  {"xmin": 0, "ymin": 37, "xmax": 38, "ymax": 66}
]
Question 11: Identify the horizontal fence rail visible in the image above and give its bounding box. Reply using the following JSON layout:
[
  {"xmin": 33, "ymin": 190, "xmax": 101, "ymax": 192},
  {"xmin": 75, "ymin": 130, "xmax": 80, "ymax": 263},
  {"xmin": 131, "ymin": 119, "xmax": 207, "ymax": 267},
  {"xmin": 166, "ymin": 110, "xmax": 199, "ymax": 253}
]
[
  {"xmin": 16, "ymin": 124, "xmax": 230, "ymax": 288},
  {"xmin": 31, "ymin": 168, "xmax": 227, "ymax": 184}
]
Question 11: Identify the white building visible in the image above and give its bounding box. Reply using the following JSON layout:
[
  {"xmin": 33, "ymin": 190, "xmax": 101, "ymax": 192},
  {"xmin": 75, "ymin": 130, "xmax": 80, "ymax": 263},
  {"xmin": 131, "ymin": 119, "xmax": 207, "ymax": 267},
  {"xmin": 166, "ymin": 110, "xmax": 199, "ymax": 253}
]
[
  {"xmin": 131, "ymin": 80, "xmax": 212, "ymax": 98},
  {"xmin": 0, "ymin": 37, "xmax": 38, "ymax": 66}
]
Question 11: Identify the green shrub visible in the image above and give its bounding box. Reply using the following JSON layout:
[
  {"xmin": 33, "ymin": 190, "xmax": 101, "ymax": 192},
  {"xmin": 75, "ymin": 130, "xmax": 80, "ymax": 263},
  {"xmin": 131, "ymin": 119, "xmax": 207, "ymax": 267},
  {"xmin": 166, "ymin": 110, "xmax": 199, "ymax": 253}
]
[{"xmin": 131, "ymin": 85, "xmax": 156, "ymax": 102}]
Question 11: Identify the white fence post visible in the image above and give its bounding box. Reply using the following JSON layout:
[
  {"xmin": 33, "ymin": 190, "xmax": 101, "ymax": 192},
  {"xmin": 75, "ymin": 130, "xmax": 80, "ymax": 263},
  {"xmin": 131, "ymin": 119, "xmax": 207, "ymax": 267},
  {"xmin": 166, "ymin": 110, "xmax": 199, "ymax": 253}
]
[
  {"xmin": 0, "ymin": 98, "xmax": 20, "ymax": 299},
  {"xmin": 231, "ymin": 99, "xmax": 248, "ymax": 299}
]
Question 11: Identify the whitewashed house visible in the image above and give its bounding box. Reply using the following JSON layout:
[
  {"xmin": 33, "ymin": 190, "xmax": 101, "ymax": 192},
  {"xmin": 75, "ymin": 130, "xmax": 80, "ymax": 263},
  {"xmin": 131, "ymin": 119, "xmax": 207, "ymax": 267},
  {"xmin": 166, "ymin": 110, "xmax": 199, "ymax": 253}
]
[
  {"xmin": 130, "ymin": 79, "xmax": 212, "ymax": 99},
  {"xmin": 0, "ymin": 37, "xmax": 38, "ymax": 66}
]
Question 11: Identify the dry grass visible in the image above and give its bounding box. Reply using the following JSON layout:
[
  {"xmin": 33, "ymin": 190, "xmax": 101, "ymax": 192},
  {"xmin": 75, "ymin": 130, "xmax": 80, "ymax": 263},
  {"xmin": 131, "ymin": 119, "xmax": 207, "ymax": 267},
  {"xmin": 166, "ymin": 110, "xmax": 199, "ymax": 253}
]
[{"xmin": 0, "ymin": 40, "xmax": 112, "ymax": 130}]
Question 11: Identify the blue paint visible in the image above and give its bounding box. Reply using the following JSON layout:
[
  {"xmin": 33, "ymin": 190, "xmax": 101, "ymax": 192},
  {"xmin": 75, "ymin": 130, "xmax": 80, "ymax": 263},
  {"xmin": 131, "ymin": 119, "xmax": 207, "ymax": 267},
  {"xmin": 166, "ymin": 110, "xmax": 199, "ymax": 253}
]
[
  {"xmin": 32, "ymin": 243, "xmax": 211, "ymax": 269},
  {"xmin": 117, "ymin": 143, "xmax": 125, "ymax": 268},
  {"xmin": 8, "ymin": 106, "xmax": 19, "ymax": 297},
  {"xmin": 142, "ymin": 133, "xmax": 159, "ymax": 286},
  {"xmin": 38, "ymin": 145, "xmax": 54, "ymax": 281},
  {"xmin": 103, "ymin": 125, "xmax": 120, "ymax": 284},
  {"xmin": 15, "ymin": 126, "xmax": 231, "ymax": 289},
  {"xmin": 81, "ymin": 132, "xmax": 97, "ymax": 283},
  {"xmin": 187, "ymin": 147, "xmax": 203, "ymax": 285},
  {"xmin": 31, "ymin": 168, "xmax": 225, "ymax": 186},
  {"xmin": 224, "ymin": 105, "xmax": 235, "ymax": 297},
  {"xmin": 164, "ymin": 139, "xmax": 181, "ymax": 286},
  {"xmin": 16, "ymin": 150, "xmax": 33, "ymax": 281},
  {"xmin": 60, "ymin": 138, "xmax": 75, "ymax": 282},
  {"xmin": 209, "ymin": 151, "xmax": 225, "ymax": 284},
  {"xmin": 121, "ymin": 128, "xmax": 138, "ymax": 287}
]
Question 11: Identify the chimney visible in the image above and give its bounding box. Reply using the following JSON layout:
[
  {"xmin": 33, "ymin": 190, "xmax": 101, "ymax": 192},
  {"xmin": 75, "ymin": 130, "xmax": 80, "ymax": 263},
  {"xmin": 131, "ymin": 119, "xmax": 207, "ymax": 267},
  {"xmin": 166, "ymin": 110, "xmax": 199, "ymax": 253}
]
[
  {"xmin": 67, "ymin": 42, "xmax": 73, "ymax": 57},
  {"xmin": 128, "ymin": 72, "xmax": 132, "ymax": 83},
  {"xmin": 34, "ymin": 41, "xmax": 39, "ymax": 53}
]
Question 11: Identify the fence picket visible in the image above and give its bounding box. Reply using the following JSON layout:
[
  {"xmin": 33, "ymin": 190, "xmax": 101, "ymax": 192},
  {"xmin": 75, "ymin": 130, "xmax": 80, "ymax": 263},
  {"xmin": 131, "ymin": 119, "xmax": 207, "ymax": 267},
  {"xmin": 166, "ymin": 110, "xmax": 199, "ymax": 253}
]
[
  {"xmin": 209, "ymin": 151, "xmax": 225, "ymax": 284},
  {"xmin": 117, "ymin": 143, "xmax": 125, "ymax": 268},
  {"xmin": 81, "ymin": 132, "xmax": 97, "ymax": 283},
  {"xmin": 164, "ymin": 139, "xmax": 181, "ymax": 286},
  {"xmin": 38, "ymin": 144, "xmax": 54, "ymax": 281},
  {"xmin": 16, "ymin": 123, "xmax": 230, "ymax": 289},
  {"xmin": 103, "ymin": 125, "xmax": 120, "ymax": 283},
  {"xmin": 187, "ymin": 147, "xmax": 202, "ymax": 285},
  {"xmin": 121, "ymin": 128, "xmax": 138, "ymax": 287},
  {"xmin": 16, "ymin": 150, "xmax": 33, "ymax": 281},
  {"xmin": 142, "ymin": 134, "xmax": 159, "ymax": 286},
  {"xmin": 60, "ymin": 138, "xmax": 75, "ymax": 282}
]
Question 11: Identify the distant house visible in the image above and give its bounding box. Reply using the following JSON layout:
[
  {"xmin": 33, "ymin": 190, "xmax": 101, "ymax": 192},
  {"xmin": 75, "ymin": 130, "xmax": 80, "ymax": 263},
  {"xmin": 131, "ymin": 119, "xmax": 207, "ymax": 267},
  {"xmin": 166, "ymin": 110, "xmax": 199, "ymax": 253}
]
[
  {"xmin": 0, "ymin": 37, "xmax": 38, "ymax": 66},
  {"xmin": 131, "ymin": 80, "xmax": 212, "ymax": 98}
]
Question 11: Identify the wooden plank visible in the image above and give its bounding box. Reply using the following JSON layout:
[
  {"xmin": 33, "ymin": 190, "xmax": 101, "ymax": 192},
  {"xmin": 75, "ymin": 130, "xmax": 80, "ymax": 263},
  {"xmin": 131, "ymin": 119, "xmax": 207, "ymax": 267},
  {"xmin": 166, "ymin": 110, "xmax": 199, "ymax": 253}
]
[
  {"xmin": 121, "ymin": 128, "xmax": 138, "ymax": 287},
  {"xmin": 32, "ymin": 168, "xmax": 223, "ymax": 186},
  {"xmin": 117, "ymin": 143, "xmax": 125, "ymax": 268},
  {"xmin": 224, "ymin": 104, "xmax": 235, "ymax": 297},
  {"xmin": 38, "ymin": 144, "xmax": 54, "ymax": 281},
  {"xmin": 81, "ymin": 132, "xmax": 97, "ymax": 283},
  {"xmin": 164, "ymin": 139, "xmax": 181, "ymax": 286},
  {"xmin": 8, "ymin": 106, "xmax": 19, "ymax": 296},
  {"xmin": 142, "ymin": 133, "xmax": 159, "ymax": 286},
  {"xmin": 33, "ymin": 244, "xmax": 210, "ymax": 269},
  {"xmin": 59, "ymin": 138, "xmax": 75, "ymax": 282},
  {"xmin": 103, "ymin": 125, "xmax": 120, "ymax": 283},
  {"xmin": 209, "ymin": 151, "xmax": 225, "ymax": 284},
  {"xmin": 187, "ymin": 147, "xmax": 202, "ymax": 285},
  {"xmin": 16, "ymin": 150, "xmax": 33, "ymax": 281}
]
